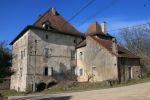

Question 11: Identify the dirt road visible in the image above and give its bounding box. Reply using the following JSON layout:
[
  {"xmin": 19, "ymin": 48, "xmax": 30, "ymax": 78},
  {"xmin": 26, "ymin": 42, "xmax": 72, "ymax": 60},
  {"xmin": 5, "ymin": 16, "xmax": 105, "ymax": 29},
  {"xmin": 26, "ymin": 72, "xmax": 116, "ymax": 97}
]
[{"xmin": 8, "ymin": 82, "xmax": 150, "ymax": 100}]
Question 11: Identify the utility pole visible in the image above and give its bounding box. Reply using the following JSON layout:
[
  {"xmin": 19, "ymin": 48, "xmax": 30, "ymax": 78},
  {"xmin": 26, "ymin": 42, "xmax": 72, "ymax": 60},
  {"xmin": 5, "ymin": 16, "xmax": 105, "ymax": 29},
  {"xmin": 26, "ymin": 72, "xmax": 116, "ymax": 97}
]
[{"xmin": 33, "ymin": 40, "xmax": 37, "ymax": 92}]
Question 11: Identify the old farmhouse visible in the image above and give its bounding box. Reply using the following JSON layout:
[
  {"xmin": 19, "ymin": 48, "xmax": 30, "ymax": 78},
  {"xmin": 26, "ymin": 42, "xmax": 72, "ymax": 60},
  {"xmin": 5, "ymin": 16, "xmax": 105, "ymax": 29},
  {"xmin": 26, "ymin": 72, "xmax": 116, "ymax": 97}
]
[{"xmin": 10, "ymin": 8, "xmax": 141, "ymax": 92}]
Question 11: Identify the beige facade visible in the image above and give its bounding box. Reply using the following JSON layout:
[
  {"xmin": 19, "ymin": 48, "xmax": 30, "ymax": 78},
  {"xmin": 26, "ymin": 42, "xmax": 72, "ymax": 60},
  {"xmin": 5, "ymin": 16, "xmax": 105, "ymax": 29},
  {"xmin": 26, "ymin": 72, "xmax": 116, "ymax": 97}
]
[{"xmin": 76, "ymin": 37, "xmax": 118, "ymax": 82}]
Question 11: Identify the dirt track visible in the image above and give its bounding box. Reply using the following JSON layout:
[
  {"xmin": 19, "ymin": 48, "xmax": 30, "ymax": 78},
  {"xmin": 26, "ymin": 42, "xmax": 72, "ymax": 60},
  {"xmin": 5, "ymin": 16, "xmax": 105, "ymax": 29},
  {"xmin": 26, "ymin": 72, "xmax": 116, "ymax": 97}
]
[{"xmin": 9, "ymin": 82, "xmax": 150, "ymax": 100}]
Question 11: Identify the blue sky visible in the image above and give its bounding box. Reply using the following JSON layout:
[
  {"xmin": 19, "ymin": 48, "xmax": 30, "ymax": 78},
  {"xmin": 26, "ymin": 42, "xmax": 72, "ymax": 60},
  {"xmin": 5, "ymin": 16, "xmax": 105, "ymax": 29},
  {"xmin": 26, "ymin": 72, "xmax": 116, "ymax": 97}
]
[{"xmin": 0, "ymin": 0, "xmax": 150, "ymax": 47}]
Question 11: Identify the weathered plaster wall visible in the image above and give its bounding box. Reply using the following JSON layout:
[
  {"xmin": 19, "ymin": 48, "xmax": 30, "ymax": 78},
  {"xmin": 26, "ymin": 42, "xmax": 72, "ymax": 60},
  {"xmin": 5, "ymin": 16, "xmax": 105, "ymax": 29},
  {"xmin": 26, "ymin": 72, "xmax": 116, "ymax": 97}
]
[
  {"xmin": 76, "ymin": 47, "xmax": 87, "ymax": 82},
  {"xmin": 77, "ymin": 37, "xmax": 118, "ymax": 82},
  {"xmin": 27, "ymin": 29, "xmax": 81, "ymax": 91}
]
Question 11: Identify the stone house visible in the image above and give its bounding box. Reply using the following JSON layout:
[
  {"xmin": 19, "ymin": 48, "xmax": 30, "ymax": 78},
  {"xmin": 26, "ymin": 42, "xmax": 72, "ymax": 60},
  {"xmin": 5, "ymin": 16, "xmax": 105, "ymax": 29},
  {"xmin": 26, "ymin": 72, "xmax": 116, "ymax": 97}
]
[
  {"xmin": 76, "ymin": 22, "xmax": 141, "ymax": 82},
  {"xmin": 10, "ymin": 8, "xmax": 141, "ymax": 92}
]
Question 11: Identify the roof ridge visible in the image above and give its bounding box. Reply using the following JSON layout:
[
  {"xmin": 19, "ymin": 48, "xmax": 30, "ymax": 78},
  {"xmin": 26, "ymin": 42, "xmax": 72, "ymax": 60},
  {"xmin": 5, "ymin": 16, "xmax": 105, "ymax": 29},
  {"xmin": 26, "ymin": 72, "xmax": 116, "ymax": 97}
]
[
  {"xmin": 89, "ymin": 36, "xmax": 116, "ymax": 56},
  {"xmin": 33, "ymin": 8, "xmax": 53, "ymax": 25}
]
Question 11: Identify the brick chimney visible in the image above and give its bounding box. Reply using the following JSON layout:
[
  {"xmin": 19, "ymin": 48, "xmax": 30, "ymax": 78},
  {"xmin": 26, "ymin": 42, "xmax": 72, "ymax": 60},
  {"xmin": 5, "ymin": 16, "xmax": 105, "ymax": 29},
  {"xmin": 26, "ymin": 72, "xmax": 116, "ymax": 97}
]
[
  {"xmin": 101, "ymin": 21, "xmax": 107, "ymax": 34},
  {"xmin": 112, "ymin": 38, "xmax": 118, "ymax": 54}
]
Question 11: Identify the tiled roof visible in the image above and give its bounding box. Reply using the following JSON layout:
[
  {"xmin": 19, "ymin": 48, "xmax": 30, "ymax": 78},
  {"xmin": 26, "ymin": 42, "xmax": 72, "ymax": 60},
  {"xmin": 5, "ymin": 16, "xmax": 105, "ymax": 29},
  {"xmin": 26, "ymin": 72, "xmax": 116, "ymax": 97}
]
[
  {"xmin": 85, "ymin": 21, "xmax": 114, "ymax": 40},
  {"xmin": 10, "ymin": 8, "xmax": 83, "ymax": 45},
  {"xmin": 85, "ymin": 21, "xmax": 103, "ymax": 35},
  {"xmin": 33, "ymin": 8, "xmax": 81, "ymax": 36},
  {"xmin": 90, "ymin": 36, "xmax": 140, "ymax": 58}
]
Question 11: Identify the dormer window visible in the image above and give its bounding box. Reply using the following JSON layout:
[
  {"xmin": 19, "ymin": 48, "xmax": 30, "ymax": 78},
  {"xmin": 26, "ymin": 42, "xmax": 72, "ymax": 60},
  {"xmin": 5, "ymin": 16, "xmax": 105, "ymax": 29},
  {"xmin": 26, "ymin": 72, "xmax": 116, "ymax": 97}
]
[{"xmin": 42, "ymin": 20, "xmax": 51, "ymax": 30}]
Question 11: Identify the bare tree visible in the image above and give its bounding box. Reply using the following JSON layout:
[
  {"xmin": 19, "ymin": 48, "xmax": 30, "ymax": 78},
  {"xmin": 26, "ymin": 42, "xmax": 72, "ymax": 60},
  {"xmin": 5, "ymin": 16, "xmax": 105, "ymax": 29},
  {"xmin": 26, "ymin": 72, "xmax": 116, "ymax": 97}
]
[{"xmin": 119, "ymin": 23, "xmax": 150, "ymax": 74}]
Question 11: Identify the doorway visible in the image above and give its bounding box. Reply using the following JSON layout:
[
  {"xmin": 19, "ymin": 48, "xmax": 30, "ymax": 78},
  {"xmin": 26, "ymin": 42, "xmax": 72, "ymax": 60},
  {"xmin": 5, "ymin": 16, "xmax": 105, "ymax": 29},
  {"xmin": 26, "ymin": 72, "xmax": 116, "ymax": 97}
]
[{"xmin": 128, "ymin": 66, "xmax": 132, "ymax": 80}]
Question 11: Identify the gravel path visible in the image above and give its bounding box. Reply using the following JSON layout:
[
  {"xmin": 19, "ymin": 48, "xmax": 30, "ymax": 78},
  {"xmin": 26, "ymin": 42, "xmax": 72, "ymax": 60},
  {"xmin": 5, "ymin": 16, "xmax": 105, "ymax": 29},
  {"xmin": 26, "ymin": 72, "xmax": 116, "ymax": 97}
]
[{"xmin": 8, "ymin": 82, "xmax": 150, "ymax": 100}]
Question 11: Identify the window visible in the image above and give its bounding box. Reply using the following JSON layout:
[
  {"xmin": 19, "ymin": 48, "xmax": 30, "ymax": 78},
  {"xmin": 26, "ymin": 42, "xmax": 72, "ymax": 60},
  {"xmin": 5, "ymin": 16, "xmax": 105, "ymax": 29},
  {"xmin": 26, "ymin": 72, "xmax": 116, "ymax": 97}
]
[
  {"xmin": 44, "ymin": 67, "xmax": 53, "ymax": 76},
  {"xmin": 92, "ymin": 66, "xmax": 96, "ymax": 75},
  {"xmin": 79, "ymin": 68, "xmax": 83, "ymax": 76},
  {"xmin": 42, "ymin": 20, "xmax": 51, "ymax": 30},
  {"xmin": 44, "ymin": 67, "xmax": 48, "ymax": 76},
  {"xmin": 128, "ymin": 66, "xmax": 132, "ymax": 79},
  {"xmin": 21, "ymin": 51, "xmax": 23, "ymax": 59}
]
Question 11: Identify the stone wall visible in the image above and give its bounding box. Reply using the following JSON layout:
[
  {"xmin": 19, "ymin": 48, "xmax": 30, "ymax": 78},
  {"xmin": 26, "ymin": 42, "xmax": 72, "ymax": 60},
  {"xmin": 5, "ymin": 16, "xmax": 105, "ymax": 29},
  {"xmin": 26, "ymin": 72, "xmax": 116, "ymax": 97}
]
[
  {"xmin": 26, "ymin": 29, "xmax": 82, "ymax": 91},
  {"xmin": 118, "ymin": 58, "xmax": 141, "ymax": 82},
  {"xmin": 10, "ymin": 30, "xmax": 29, "ymax": 92},
  {"xmin": 0, "ymin": 79, "xmax": 10, "ymax": 90}
]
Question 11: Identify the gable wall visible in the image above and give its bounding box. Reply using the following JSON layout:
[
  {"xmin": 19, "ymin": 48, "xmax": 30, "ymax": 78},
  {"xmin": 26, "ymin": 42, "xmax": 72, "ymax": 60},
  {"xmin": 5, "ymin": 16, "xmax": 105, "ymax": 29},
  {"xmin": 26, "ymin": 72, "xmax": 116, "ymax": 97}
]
[
  {"xmin": 10, "ymin": 30, "xmax": 29, "ymax": 91},
  {"xmin": 81, "ymin": 37, "xmax": 118, "ymax": 82}
]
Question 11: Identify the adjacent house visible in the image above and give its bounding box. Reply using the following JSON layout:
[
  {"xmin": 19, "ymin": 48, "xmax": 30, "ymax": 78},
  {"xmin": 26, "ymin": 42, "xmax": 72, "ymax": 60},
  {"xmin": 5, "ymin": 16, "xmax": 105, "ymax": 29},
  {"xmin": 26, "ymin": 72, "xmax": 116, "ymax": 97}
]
[
  {"xmin": 76, "ymin": 22, "xmax": 141, "ymax": 82},
  {"xmin": 10, "ymin": 8, "xmax": 141, "ymax": 92}
]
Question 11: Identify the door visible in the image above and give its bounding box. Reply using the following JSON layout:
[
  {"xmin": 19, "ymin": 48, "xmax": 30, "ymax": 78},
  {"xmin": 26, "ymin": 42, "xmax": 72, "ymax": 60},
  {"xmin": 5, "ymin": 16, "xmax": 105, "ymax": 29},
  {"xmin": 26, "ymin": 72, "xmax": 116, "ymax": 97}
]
[{"xmin": 128, "ymin": 66, "xmax": 132, "ymax": 80}]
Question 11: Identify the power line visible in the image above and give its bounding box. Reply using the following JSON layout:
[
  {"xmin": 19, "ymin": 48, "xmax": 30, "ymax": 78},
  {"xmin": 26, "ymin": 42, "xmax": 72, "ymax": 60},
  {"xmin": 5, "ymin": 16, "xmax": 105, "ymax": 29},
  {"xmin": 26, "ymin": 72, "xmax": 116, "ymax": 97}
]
[
  {"xmin": 77, "ymin": 0, "xmax": 119, "ymax": 28},
  {"xmin": 68, "ymin": 0, "xmax": 96, "ymax": 22},
  {"xmin": 61, "ymin": 0, "xmax": 96, "ymax": 27}
]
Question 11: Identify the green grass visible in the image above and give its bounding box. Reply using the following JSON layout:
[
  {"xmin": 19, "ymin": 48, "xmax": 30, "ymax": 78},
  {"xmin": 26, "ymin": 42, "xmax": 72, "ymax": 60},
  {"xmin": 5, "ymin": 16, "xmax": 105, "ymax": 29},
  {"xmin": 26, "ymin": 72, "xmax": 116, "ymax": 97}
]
[
  {"xmin": 116, "ymin": 76, "xmax": 150, "ymax": 87},
  {"xmin": 1, "ymin": 76, "xmax": 150, "ymax": 97},
  {"xmin": 0, "ymin": 90, "xmax": 25, "ymax": 97},
  {"xmin": 43, "ymin": 81, "xmax": 109, "ymax": 94},
  {"xmin": 44, "ymin": 77, "xmax": 150, "ymax": 94}
]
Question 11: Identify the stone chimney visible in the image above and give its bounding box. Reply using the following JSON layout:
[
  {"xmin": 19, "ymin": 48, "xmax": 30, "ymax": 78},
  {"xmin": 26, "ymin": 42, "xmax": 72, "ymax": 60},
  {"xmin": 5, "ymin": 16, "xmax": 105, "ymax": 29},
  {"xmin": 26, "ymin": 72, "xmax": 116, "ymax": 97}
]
[
  {"xmin": 112, "ymin": 38, "xmax": 118, "ymax": 54},
  {"xmin": 101, "ymin": 21, "xmax": 107, "ymax": 34},
  {"xmin": 51, "ymin": 7, "xmax": 56, "ymax": 15}
]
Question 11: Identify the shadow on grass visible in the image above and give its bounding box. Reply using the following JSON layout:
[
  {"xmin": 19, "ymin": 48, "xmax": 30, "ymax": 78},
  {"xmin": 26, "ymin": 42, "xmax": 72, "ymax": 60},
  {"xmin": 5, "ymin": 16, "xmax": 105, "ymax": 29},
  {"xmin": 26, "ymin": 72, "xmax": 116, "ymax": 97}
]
[
  {"xmin": 39, "ymin": 96, "xmax": 72, "ymax": 100},
  {"xmin": 10, "ymin": 96, "xmax": 72, "ymax": 100}
]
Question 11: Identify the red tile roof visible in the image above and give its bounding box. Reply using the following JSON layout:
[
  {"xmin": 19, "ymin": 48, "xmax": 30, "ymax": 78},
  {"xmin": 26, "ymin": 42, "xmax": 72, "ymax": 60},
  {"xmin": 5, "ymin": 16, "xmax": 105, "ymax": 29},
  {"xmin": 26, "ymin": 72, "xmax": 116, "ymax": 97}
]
[
  {"xmin": 90, "ymin": 36, "xmax": 140, "ymax": 58},
  {"xmin": 85, "ymin": 21, "xmax": 104, "ymax": 36},
  {"xmin": 33, "ymin": 8, "xmax": 81, "ymax": 36}
]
